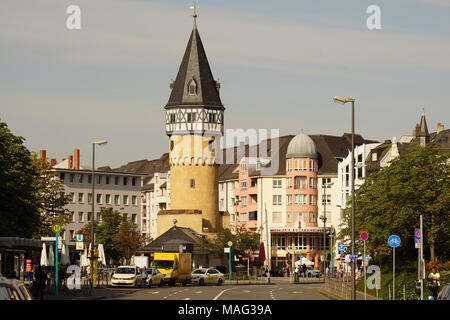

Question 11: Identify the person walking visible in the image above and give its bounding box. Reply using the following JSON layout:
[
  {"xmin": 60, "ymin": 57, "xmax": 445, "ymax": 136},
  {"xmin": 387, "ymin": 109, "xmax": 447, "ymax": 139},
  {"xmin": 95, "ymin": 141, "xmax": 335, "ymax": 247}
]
[
  {"xmin": 34, "ymin": 265, "xmax": 46, "ymax": 300},
  {"xmin": 301, "ymin": 264, "xmax": 307, "ymax": 278},
  {"xmin": 428, "ymin": 267, "xmax": 441, "ymax": 300},
  {"xmin": 141, "ymin": 266, "xmax": 148, "ymax": 288}
]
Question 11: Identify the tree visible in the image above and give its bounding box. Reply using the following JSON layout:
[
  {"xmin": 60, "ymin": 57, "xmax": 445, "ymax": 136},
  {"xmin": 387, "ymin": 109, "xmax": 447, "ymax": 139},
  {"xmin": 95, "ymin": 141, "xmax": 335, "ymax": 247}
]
[
  {"xmin": 201, "ymin": 225, "xmax": 260, "ymax": 261},
  {"xmin": 0, "ymin": 121, "xmax": 41, "ymax": 237},
  {"xmin": 35, "ymin": 167, "xmax": 71, "ymax": 237},
  {"xmin": 339, "ymin": 143, "xmax": 450, "ymax": 265},
  {"xmin": 113, "ymin": 219, "xmax": 148, "ymax": 265}
]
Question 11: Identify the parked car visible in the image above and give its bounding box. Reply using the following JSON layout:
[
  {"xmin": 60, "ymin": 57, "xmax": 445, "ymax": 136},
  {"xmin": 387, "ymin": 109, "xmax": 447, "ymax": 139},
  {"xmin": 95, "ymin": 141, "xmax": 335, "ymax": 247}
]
[
  {"xmin": 304, "ymin": 267, "xmax": 322, "ymax": 278},
  {"xmin": 111, "ymin": 266, "xmax": 142, "ymax": 287},
  {"xmin": 191, "ymin": 268, "xmax": 224, "ymax": 286},
  {"xmin": 146, "ymin": 268, "xmax": 164, "ymax": 288},
  {"xmin": 0, "ymin": 277, "xmax": 28, "ymax": 300},
  {"xmin": 438, "ymin": 283, "xmax": 450, "ymax": 300}
]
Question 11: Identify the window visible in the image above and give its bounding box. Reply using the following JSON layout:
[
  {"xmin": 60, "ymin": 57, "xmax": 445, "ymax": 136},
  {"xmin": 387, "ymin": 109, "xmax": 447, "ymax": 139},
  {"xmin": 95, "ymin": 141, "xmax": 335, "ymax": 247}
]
[
  {"xmin": 309, "ymin": 177, "xmax": 317, "ymax": 189},
  {"xmin": 78, "ymin": 174, "xmax": 83, "ymax": 184},
  {"xmin": 240, "ymin": 213, "xmax": 247, "ymax": 223},
  {"xmin": 106, "ymin": 176, "xmax": 110, "ymax": 185},
  {"xmin": 123, "ymin": 213, "xmax": 128, "ymax": 220},
  {"xmin": 272, "ymin": 179, "xmax": 282, "ymax": 188},
  {"xmin": 115, "ymin": 176, "xmax": 119, "ymax": 185},
  {"xmin": 132, "ymin": 178, "xmax": 136, "ymax": 186},
  {"xmin": 187, "ymin": 112, "xmax": 196, "ymax": 122},
  {"xmin": 70, "ymin": 174, "xmax": 74, "ymax": 183},
  {"xmin": 69, "ymin": 192, "xmax": 75, "ymax": 203},
  {"xmin": 295, "ymin": 194, "xmax": 307, "ymax": 205},
  {"xmin": 296, "ymin": 212, "xmax": 304, "ymax": 224},
  {"xmin": 70, "ymin": 211, "xmax": 75, "ymax": 222},
  {"xmin": 123, "ymin": 195, "xmax": 129, "ymax": 205},
  {"xmin": 208, "ymin": 113, "xmax": 216, "ymax": 123},
  {"xmin": 287, "ymin": 177, "xmax": 292, "ymax": 189},
  {"xmin": 78, "ymin": 212, "xmax": 84, "ymax": 222},
  {"xmin": 59, "ymin": 173, "xmax": 65, "ymax": 180},
  {"xmin": 78, "ymin": 193, "xmax": 84, "ymax": 203},
  {"xmin": 241, "ymin": 196, "xmax": 247, "ymax": 207},
  {"xmin": 88, "ymin": 175, "xmax": 91, "ymax": 184},
  {"xmin": 287, "ymin": 160, "xmax": 292, "ymax": 172},
  {"xmin": 188, "ymin": 80, "xmax": 197, "ymax": 95},
  {"xmin": 271, "ymin": 234, "xmax": 286, "ymax": 250},
  {"xmin": 170, "ymin": 114, "xmax": 176, "ymax": 123},
  {"xmin": 309, "ymin": 212, "xmax": 316, "ymax": 222},
  {"xmin": 96, "ymin": 194, "xmax": 102, "ymax": 204},
  {"xmin": 97, "ymin": 175, "xmax": 102, "ymax": 184},
  {"xmin": 132, "ymin": 214, "xmax": 137, "ymax": 223},
  {"xmin": 241, "ymin": 161, "xmax": 247, "ymax": 173},
  {"xmin": 69, "ymin": 230, "xmax": 74, "ymax": 241},
  {"xmin": 190, "ymin": 179, "xmax": 195, "ymax": 189},
  {"xmin": 294, "ymin": 176, "xmax": 307, "ymax": 189},
  {"xmin": 272, "ymin": 212, "xmax": 282, "ymax": 223},
  {"xmin": 272, "ymin": 195, "xmax": 282, "ymax": 205},
  {"xmin": 123, "ymin": 177, "xmax": 128, "ymax": 186},
  {"xmin": 358, "ymin": 154, "xmax": 363, "ymax": 163},
  {"xmin": 208, "ymin": 140, "xmax": 215, "ymax": 152},
  {"xmin": 322, "ymin": 194, "xmax": 331, "ymax": 204},
  {"xmin": 241, "ymin": 180, "xmax": 247, "ymax": 190},
  {"xmin": 220, "ymin": 198, "xmax": 224, "ymax": 209},
  {"xmin": 106, "ymin": 194, "xmax": 111, "ymax": 204},
  {"xmin": 322, "ymin": 178, "xmax": 331, "ymax": 188},
  {"xmin": 294, "ymin": 160, "xmax": 307, "ymax": 171},
  {"xmin": 310, "ymin": 160, "xmax": 316, "ymax": 172},
  {"xmin": 249, "ymin": 211, "xmax": 257, "ymax": 221},
  {"xmin": 371, "ymin": 153, "xmax": 377, "ymax": 161},
  {"xmin": 114, "ymin": 195, "xmax": 120, "ymax": 205},
  {"xmin": 309, "ymin": 195, "xmax": 317, "ymax": 205},
  {"xmin": 132, "ymin": 195, "xmax": 137, "ymax": 205},
  {"xmin": 88, "ymin": 193, "xmax": 92, "ymax": 204},
  {"xmin": 287, "ymin": 195, "xmax": 292, "ymax": 206},
  {"xmin": 287, "ymin": 212, "xmax": 292, "ymax": 223}
]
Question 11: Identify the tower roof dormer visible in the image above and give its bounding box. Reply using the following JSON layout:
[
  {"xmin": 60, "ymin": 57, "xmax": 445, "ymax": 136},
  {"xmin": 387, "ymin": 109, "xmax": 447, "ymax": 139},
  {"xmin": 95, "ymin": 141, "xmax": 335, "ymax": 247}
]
[{"xmin": 165, "ymin": 19, "xmax": 223, "ymax": 109}]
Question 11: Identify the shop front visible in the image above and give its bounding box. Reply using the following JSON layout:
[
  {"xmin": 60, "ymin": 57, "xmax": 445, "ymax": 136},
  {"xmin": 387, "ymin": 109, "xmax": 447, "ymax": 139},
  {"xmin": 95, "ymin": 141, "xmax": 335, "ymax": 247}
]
[{"xmin": 0, "ymin": 237, "xmax": 42, "ymax": 280}]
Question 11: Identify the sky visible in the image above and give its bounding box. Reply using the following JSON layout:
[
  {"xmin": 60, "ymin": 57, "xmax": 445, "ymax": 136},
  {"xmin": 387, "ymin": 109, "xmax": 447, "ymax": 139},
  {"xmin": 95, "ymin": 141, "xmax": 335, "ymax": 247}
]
[{"xmin": 1, "ymin": 0, "xmax": 449, "ymax": 168}]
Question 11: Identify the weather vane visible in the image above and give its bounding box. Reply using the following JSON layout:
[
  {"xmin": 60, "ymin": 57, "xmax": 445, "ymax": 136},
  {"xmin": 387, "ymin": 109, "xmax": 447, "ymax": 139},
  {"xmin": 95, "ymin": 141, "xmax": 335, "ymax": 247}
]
[{"xmin": 190, "ymin": 0, "xmax": 200, "ymax": 19}]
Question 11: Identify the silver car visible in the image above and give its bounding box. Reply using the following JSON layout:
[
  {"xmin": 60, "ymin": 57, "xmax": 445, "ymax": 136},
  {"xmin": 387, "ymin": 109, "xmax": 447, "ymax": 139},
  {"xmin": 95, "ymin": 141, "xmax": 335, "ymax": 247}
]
[
  {"xmin": 191, "ymin": 268, "xmax": 224, "ymax": 286},
  {"xmin": 146, "ymin": 268, "xmax": 164, "ymax": 288}
]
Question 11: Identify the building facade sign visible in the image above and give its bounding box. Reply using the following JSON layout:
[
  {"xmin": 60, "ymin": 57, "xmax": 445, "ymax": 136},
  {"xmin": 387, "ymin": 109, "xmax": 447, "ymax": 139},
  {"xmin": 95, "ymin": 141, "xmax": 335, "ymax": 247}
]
[{"xmin": 270, "ymin": 227, "xmax": 326, "ymax": 233}]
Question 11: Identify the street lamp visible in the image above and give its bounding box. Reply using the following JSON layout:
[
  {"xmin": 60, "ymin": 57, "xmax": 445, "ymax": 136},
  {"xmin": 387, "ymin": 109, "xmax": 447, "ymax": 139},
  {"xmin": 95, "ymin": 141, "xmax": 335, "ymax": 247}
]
[
  {"xmin": 90, "ymin": 139, "xmax": 107, "ymax": 289},
  {"xmin": 320, "ymin": 181, "xmax": 334, "ymax": 278},
  {"xmin": 333, "ymin": 95, "xmax": 356, "ymax": 300}
]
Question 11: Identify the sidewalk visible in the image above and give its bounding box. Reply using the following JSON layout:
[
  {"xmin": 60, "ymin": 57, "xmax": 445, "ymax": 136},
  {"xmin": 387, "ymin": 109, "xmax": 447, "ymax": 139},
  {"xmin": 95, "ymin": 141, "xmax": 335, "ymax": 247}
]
[{"xmin": 223, "ymin": 276, "xmax": 324, "ymax": 285}]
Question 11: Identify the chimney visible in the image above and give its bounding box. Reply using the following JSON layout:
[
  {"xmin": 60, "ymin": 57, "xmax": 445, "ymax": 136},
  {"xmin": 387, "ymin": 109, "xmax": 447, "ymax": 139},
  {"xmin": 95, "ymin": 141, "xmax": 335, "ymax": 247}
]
[
  {"xmin": 39, "ymin": 150, "xmax": 47, "ymax": 169},
  {"xmin": 50, "ymin": 158, "xmax": 57, "ymax": 167},
  {"xmin": 437, "ymin": 123, "xmax": 444, "ymax": 134},
  {"xmin": 68, "ymin": 155, "xmax": 73, "ymax": 169},
  {"xmin": 74, "ymin": 149, "xmax": 80, "ymax": 170}
]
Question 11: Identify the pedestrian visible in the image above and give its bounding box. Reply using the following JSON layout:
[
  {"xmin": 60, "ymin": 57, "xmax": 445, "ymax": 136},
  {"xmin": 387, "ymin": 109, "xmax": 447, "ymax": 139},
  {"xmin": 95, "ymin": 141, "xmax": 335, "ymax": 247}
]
[
  {"xmin": 428, "ymin": 267, "xmax": 441, "ymax": 300},
  {"xmin": 34, "ymin": 265, "xmax": 46, "ymax": 300},
  {"xmin": 301, "ymin": 264, "xmax": 307, "ymax": 278},
  {"xmin": 141, "ymin": 266, "xmax": 148, "ymax": 288}
]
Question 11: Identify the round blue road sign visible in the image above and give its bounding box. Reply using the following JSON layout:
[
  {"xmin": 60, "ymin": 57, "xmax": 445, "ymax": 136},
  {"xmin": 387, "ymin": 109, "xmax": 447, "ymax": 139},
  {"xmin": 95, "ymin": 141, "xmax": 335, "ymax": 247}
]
[{"xmin": 388, "ymin": 235, "xmax": 401, "ymax": 247}]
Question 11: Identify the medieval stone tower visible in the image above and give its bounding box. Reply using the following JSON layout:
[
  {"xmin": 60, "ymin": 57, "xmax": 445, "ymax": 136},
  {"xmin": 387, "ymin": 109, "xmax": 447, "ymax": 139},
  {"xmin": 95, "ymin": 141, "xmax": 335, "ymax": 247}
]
[{"xmin": 162, "ymin": 16, "xmax": 224, "ymax": 234}]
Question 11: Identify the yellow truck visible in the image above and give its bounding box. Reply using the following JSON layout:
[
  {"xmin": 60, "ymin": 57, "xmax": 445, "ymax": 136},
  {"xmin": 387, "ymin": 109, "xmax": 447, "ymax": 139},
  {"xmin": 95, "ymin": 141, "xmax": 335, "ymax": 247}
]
[{"xmin": 152, "ymin": 252, "xmax": 192, "ymax": 286}]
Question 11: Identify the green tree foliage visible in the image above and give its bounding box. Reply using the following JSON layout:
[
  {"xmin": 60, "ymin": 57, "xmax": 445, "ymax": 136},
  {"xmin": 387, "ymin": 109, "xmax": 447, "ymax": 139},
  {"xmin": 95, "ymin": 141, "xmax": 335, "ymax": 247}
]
[
  {"xmin": 0, "ymin": 121, "xmax": 41, "ymax": 237},
  {"xmin": 77, "ymin": 208, "xmax": 148, "ymax": 265},
  {"xmin": 201, "ymin": 225, "xmax": 260, "ymax": 260},
  {"xmin": 339, "ymin": 143, "xmax": 450, "ymax": 266}
]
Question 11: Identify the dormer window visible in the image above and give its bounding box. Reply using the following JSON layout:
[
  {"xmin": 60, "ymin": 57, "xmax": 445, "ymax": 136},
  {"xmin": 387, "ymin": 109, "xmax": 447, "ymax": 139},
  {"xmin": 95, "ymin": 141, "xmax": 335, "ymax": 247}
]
[{"xmin": 188, "ymin": 79, "xmax": 197, "ymax": 95}]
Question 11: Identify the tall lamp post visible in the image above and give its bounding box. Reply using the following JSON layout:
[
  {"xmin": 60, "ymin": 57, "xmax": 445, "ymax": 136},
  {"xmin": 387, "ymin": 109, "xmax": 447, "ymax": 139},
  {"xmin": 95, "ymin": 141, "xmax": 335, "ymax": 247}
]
[
  {"xmin": 320, "ymin": 181, "xmax": 334, "ymax": 277},
  {"xmin": 90, "ymin": 139, "xmax": 107, "ymax": 289},
  {"xmin": 333, "ymin": 96, "xmax": 356, "ymax": 300}
]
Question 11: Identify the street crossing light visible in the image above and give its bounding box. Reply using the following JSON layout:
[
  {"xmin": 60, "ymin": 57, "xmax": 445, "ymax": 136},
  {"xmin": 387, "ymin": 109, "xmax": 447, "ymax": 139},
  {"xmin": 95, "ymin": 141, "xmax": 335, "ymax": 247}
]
[{"xmin": 333, "ymin": 96, "xmax": 356, "ymax": 300}]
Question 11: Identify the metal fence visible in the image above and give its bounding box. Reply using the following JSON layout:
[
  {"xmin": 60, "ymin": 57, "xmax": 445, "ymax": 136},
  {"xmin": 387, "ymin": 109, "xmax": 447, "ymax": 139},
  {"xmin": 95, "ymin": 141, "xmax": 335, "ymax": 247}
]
[{"xmin": 324, "ymin": 274, "xmax": 353, "ymax": 300}]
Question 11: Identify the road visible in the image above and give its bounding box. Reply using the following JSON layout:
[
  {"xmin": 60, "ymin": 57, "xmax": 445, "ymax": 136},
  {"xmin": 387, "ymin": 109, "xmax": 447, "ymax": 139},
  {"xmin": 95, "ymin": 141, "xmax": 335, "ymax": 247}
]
[{"xmin": 102, "ymin": 283, "xmax": 327, "ymax": 300}]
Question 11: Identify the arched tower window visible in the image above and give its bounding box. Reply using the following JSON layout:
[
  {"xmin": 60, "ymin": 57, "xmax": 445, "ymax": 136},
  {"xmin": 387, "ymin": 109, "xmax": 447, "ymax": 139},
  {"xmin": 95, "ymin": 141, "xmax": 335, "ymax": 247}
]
[{"xmin": 188, "ymin": 79, "xmax": 197, "ymax": 95}]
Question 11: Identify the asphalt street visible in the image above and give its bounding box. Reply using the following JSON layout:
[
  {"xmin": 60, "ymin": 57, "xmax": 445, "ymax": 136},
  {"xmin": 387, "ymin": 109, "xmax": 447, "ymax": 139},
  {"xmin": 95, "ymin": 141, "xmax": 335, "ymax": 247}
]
[{"xmin": 104, "ymin": 283, "xmax": 327, "ymax": 300}]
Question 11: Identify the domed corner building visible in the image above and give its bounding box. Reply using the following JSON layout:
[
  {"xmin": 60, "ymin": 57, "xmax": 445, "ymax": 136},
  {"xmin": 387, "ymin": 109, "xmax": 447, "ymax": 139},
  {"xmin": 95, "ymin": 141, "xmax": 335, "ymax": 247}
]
[{"xmin": 284, "ymin": 133, "xmax": 322, "ymax": 268}]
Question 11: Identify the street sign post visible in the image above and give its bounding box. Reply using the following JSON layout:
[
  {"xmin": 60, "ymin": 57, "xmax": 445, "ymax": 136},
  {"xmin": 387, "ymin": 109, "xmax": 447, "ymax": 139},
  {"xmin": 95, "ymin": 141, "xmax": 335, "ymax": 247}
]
[
  {"xmin": 51, "ymin": 224, "xmax": 61, "ymax": 300},
  {"xmin": 360, "ymin": 232, "xmax": 368, "ymax": 300},
  {"xmin": 388, "ymin": 235, "xmax": 401, "ymax": 300},
  {"xmin": 228, "ymin": 241, "xmax": 232, "ymax": 284}
]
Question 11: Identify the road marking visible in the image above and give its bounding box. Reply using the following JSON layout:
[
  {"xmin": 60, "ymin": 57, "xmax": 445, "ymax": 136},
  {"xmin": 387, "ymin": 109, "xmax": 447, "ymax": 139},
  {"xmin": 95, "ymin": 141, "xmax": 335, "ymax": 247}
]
[
  {"xmin": 163, "ymin": 296, "xmax": 168, "ymax": 299},
  {"xmin": 152, "ymin": 291, "xmax": 160, "ymax": 294},
  {"xmin": 213, "ymin": 287, "xmax": 238, "ymax": 301},
  {"xmin": 293, "ymin": 291, "xmax": 304, "ymax": 294},
  {"xmin": 195, "ymin": 291, "xmax": 203, "ymax": 294},
  {"xmin": 243, "ymin": 290, "xmax": 251, "ymax": 293},
  {"xmin": 181, "ymin": 298, "xmax": 191, "ymax": 300}
]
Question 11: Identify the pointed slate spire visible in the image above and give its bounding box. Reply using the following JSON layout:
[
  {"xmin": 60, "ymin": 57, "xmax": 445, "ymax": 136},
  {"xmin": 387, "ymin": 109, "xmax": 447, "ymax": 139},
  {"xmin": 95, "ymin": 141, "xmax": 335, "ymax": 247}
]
[
  {"xmin": 165, "ymin": 20, "xmax": 223, "ymax": 109},
  {"xmin": 418, "ymin": 109, "xmax": 429, "ymax": 137}
]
